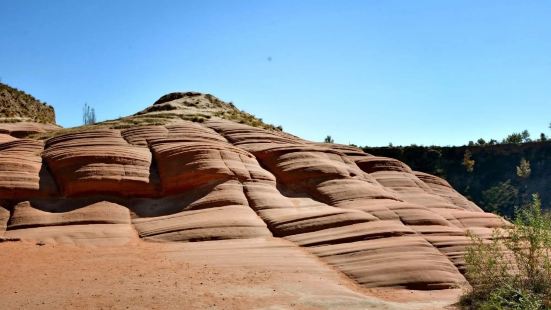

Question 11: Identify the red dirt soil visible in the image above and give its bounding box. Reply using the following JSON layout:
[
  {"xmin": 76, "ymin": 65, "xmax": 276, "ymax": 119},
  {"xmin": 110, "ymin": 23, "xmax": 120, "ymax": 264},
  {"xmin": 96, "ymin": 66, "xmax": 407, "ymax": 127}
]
[{"xmin": 0, "ymin": 239, "xmax": 460, "ymax": 309}]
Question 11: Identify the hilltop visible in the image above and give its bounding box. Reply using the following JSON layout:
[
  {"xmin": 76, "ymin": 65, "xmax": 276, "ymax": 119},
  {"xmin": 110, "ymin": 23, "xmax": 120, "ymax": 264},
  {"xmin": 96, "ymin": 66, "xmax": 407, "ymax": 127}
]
[{"xmin": 86, "ymin": 91, "xmax": 282, "ymax": 131}]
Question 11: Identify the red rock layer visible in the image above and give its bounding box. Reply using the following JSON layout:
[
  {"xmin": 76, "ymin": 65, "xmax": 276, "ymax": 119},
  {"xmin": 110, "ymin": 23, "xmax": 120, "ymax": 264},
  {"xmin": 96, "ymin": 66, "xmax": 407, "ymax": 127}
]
[
  {"xmin": 243, "ymin": 181, "xmax": 378, "ymax": 237},
  {"xmin": 7, "ymin": 201, "xmax": 131, "ymax": 229},
  {"xmin": 132, "ymin": 180, "xmax": 272, "ymax": 242},
  {"xmin": 206, "ymin": 120, "xmax": 478, "ymax": 289},
  {"xmin": 310, "ymin": 236, "xmax": 465, "ymax": 289},
  {"xmin": 414, "ymin": 171, "xmax": 482, "ymax": 212},
  {"xmin": 43, "ymin": 129, "xmax": 155, "ymax": 196},
  {"xmin": 121, "ymin": 125, "xmax": 169, "ymax": 146},
  {"xmin": 0, "ymin": 134, "xmax": 16, "ymax": 143},
  {"xmin": 0, "ymin": 122, "xmax": 60, "ymax": 138},
  {"xmin": 4, "ymin": 201, "xmax": 136, "ymax": 246},
  {"xmin": 125, "ymin": 122, "xmax": 273, "ymax": 241},
  {"xmin": 0, "ymin": 139, "xmax": 56, "ymax": 199},
  {"xmin": 149, "ymin": 123, "xmax": 273, "ymax": 195}
]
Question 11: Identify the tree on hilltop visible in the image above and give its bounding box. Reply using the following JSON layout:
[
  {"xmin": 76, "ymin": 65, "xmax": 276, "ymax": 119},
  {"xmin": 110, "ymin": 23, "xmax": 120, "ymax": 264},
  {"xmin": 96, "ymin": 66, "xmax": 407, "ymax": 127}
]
[{"xmin": 324, "ymin": 135, "xmax": 334, "ymax": 143}]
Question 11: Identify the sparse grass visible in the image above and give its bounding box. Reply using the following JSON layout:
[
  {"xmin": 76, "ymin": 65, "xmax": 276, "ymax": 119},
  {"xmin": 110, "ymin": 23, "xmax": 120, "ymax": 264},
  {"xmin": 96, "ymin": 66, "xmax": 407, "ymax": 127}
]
[
  {"xmin": 29, "ymin": 124, "xmax": 104, "ymax": 140},
  {"xmin": 153, "ymin": 92, "xmax": 201, "ymax": 105},
  {"xmin": 29, "ymin": 111, "xmax": 218, "ymax": 139},
  {"xmin": 100, "ymin": 116, "xmax": 171, "ymax": 128},
  {"xmin": 137, "ymin": 104, "xmax": 178, "ymax": 114},
  {"xmin": 110, "ymin": 121, "xmax": 166, "ymax": 129},
  {"xmin": 213, "ymin": 109, "xmax": 280, "ymax": 131},
  {"xmin": 0, "ymin": 117, "xmax": 28, "ymax": 123},
  {"xmin": 204, "ymin": 93, "xmax": 227, "ymax": 108},
  {"xmin": 21, "ymin": 90, "xmax": 284, "ymax": 141},
  {"xmin": 133, "ymin": 113, "xmax": 178, "ymax": 120},
  {"xmin": 134, "ymin": 92, "xmax": 283, "ymax": 132}
]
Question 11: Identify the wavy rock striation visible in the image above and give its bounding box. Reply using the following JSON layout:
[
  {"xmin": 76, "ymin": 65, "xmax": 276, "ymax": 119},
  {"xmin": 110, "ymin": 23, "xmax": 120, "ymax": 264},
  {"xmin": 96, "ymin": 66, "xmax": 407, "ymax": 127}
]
[
  {"xmin": 43, "ymin": 129, "xmax": 155, "ymax": 196},
  {"xmin": 4, "ymin": 201, "xmax": 136, "ymax": 245},
  {"xmin": 0, "ymin": 92, "xmax": 508, "ymax": 292},
  {"xmin": 0, "ymin": 139, "xmax": 57, "ymax": 199}
]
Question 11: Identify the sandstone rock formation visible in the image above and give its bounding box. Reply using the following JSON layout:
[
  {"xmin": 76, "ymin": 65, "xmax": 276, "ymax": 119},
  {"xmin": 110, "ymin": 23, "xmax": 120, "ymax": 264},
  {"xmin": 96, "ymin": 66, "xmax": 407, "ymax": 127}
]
[
  {"xmin": 43, "ymin": 129, "xmax": 155, "ymax": 196},
  {"xmin": 0, "ymin": 139, "xmax": 57, "ymax": 199},
  {"xmin": 4, "ymin": 201, "xmax": 136, "ymax": 246},
  {"xmin": 0, "ymin": 91, "xmax": 508, "ymax": 292}
]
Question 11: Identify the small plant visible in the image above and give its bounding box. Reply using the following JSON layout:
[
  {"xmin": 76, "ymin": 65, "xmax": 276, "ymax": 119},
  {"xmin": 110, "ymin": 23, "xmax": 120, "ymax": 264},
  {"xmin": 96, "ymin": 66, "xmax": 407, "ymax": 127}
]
[
  {"xmin": 461, "ymin": 194, "xmax": 551, "ymax": 309},
  {"xmin": 324, "ymin": 135, "xmax": 334, "ymax": 143},
  {"xmin": 462, "ymin": 149, "xmax": 475, "ymax": 173},
  {"xmin": 516, "ymin": 158, "xmax": 531, "ymax": 179}
]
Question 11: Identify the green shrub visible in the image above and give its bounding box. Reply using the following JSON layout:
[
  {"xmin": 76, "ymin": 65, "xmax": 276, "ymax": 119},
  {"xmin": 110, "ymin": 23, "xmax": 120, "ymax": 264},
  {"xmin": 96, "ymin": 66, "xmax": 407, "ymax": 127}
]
[
  {"xmin": 481, "ymin": 180, "xmax": 519, "ymax": 216},
  {"xmin": 461, "ymin": 194, "xmax": 551, "ymax": 309}
]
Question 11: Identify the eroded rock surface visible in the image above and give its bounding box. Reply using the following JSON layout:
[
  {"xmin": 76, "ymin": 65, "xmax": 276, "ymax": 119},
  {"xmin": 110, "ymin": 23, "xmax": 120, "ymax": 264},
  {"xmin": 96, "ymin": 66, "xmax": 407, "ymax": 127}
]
[
  {"xmin": 43, "ymin": 129, "xmax": 155, "ymax": 196},
  {"xmin": 5, "ymin": 201, "xmax": 136, "ymax": 246},
  {"xmin": 0, "ymin": 139, "xmax": 57, "ymax": 199},
  {"xmin": 0, "ymin": 92, "xmax": 508, "ymax": 293}
]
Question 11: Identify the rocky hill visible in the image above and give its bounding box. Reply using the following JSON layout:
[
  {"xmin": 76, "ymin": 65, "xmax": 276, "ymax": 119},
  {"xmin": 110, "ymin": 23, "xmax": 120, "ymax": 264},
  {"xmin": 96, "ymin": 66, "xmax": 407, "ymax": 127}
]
[
  {"xmin": 0, "ymin": 83, "xmax": 60, "ymax": 139},
  {"xmin": 0, "ymin": 83, "xmax": 56, "ymax": 124},
  {"xmin": 0, "ymin": 88, "xmax": 508, "ymax": 308},
  {"xmin": 136, "ymin": 91, "xmax": 282, "ymax": 131}
]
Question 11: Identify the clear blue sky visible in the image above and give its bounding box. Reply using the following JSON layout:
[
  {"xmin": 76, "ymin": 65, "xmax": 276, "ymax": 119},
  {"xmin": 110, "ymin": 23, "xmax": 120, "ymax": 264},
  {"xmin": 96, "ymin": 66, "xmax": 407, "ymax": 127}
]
[{"xmin": 1, "ymin": 1, "xmax": 550, "ymax": 146}]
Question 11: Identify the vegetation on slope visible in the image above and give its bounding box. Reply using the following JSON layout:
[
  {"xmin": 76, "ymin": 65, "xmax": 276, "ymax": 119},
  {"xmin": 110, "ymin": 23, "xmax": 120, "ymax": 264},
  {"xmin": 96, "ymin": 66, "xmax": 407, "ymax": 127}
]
[
  {"xmin": 138, "ymin": 92, "xmax": 283, "ymax": 131},
  {"xmin": 0, "ymin": 83, "xmax": 56, "ymax": 123},
  {"xmin": 31, "ymin": 92, "xmax": 284, "ymax": 140},
  {"xmin": 364, "ymin": 138, "xmax": 551, "ymax": 217},
  {"xmin": 461, "ymin": 194, "xmax": 551, "ymax": 309}
]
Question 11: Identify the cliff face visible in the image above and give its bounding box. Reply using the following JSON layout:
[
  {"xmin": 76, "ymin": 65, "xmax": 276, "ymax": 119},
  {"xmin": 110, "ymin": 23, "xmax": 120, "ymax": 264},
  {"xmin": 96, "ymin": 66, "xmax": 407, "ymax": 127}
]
[
  {"xmin": 0, "ymin": 91, "xmax": 508, "ymax": 292},
  {"xmin": 0, "ymin": 83, "xmax": 56, "ymax": 124}
]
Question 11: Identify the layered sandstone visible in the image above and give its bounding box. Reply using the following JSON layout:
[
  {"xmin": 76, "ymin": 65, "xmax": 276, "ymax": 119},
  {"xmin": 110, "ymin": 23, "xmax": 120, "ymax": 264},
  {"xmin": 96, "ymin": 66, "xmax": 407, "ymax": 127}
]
[
  {"xmin": 0, "ymin": 139, "xmax": 57, "ymax": 199},
  {"xmin": 43, "ymin": 129, "xmax": 155, "ymax": 196},
  {"xmin": 0, "ymin": 91, "xmax": 508, "ymax": 294}
]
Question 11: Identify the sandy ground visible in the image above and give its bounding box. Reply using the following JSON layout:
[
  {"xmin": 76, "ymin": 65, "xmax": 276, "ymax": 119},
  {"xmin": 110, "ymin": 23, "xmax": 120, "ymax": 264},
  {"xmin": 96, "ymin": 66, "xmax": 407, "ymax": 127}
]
[{"xmin": 0, "ymin": 238, "xmax": 461, "ymax": 309}]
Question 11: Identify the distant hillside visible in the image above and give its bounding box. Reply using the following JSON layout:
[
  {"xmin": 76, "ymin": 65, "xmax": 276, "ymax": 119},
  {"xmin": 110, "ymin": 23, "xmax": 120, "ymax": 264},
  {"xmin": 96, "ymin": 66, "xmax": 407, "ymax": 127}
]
[
  {"xmin": 0, "ymin": 83, "xmax": 55, "ymax": 123},
  {"xmin": 364, "ymin": 142, "xmax": 551, "ymax": 216}
]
